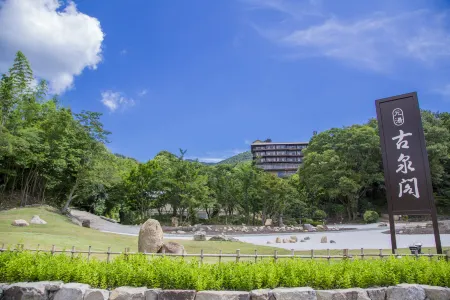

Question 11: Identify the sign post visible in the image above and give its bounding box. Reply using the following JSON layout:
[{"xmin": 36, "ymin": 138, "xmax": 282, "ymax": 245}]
[{"xmin": 375, "ymin": 92, "xmax": 442, "ymax": 254}]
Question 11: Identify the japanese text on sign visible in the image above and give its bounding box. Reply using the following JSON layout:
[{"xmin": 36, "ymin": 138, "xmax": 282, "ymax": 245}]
[{"xmin": 391, "ymin": 114, "xmax": 419, "ymax": 199}]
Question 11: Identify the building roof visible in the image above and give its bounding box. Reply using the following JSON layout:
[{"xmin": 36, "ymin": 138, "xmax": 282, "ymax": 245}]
[{"xmin": 251, "ymin": 141, "xmax": 309, "ymax": 145}]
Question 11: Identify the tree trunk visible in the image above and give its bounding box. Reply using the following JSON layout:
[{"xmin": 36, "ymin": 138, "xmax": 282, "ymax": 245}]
[{"xmin": 62, "ymin": 179, "xmax": 79, "ymax": 213}]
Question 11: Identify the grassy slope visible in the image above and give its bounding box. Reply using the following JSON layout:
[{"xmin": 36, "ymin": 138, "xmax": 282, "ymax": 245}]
[
  {"xmin": 1, "ymin": 207, "xmax": 446, "ymax": 261},
  {"xmin": 217, "ymin": 151, "xmax": 252, "ymax": 165},
  {"xmin": 0, "ymin": 207, "xmax": 290, "ymax": 257}
]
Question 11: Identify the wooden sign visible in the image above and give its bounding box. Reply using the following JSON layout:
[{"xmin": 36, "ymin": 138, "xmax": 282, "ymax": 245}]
[{"xmin": 375, "ymin": 92, "xmax": 442, "ymax": 254}]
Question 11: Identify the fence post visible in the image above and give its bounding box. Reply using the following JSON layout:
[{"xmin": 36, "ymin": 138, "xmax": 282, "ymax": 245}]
[
  {"xmin": 254, "ymin": 250, "xmax": 258, "ymax": 263},
  {"xmin": 428, "ymin": 248, "xmax": 432, "ymax": 261},
  {"xmin": 236, "ymin": 249, "xmax": 240, "ymax": 263},
  {"xmin": 274, "ymin": 250, "xmax": 278, "ymax": 263},
  {"xmin": 107, "ymin": 247, "xmax": 111, "ymax": 263},
  {"xmin": 71, "ymin": 246, "xmax": 75, "ymax": 259},
  {"xmin": 182, "ymin": 249, "xmax": 185, "ymax": 259},
  {"xmin": 327, "ymin": 249, "xmax": 330, "ymax": 263},
  {"xmin": 1, "ymin": 243, "xmax": 4, "ymax": 251},
  {"xmin": 291, "ymin": 249, "xmax": 295, "ymax": 259},
  {"xmin": 310, "ymin": 249, "xmax": 314, "ymax": 260},
  {"xmin": 200, "ymin": 249, "xmax": 204, "ymax": 264},
  {"xmin": 88, "ymin": 246, "xmax": 91, "ymax": 262},
  {"xmin": 219, "ymin": 249, "xmax": 222, "ymax": 264},
  {"xmin": 379, "ymin": 249, "xmax": 383, "ymax": 259},
  {"xmin": 51, "ymin": 245, "xmax": 55, "ymax": 256},
  {"xmin": 361, "ymin": 248, "xmax": 364, "ymax": 260},
  {"xmin": 445, "ymin": 250, "xmax": 449, "ymax": 262},
  {"xmin": 343, "ymin": 249, "xmax": 349, "ymax": 259}
]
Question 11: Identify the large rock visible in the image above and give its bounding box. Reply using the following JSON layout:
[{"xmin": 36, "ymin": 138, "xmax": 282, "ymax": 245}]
[
  {"xmin": 303, "ymin": 224, "xmax": 316, "ymax": 232},
  {"xmin": 30, "ymin": 215, "xmax": 47, "ymax": 225},
  {"xmin": 171, "ymin": 217, "xmax": 179, "ymax": 227},
  {"xmin": 138, "ymin": 218, "xmax": 164, "ymax": 253},
  {"xmin": 158, "ymin": 242, "xmax": 186, "ymax": 255},
  {"xmin": 275, "ymin": 237, "xmax": 281, "ymax": 243},
  {"xmin": 11, "ymin": 219, "xmax": 29, "ymax": 227},
  {"xmin": 109, "ymin": 287, "xmax": 148, "ymax": 300},
  {"xmin": 194, "ymin": 231, "xmax": 206, "ymax": 241},
  {"xmin": 265, "ymin": 219, "xmax": 273, "ymax": 226},
  {"xmin": 196, "ymin": 290, "xmax": 249, "ymax": 300},
  {"xmin": 290, "ymin": 236, "xmax": 298, "ymax": 242},
  {"xmin": 2, "ymin": 282, "xmax": 46, "ymax": 300},
  {"xmin": 421, "ymin": 285, "xmax": 450, "ymax": 300},
  {"xmin": 320, "ymin": 236, "xmax": 327, "ymax": 243},
  {"xmin": 386, "ymin": 284, "xmax": 426, "ymax": 300},
  {"xmin": 366, "ymin": 288, "xmax": 386, "ymax": 300},
  {"xmin": 316, "ymin": 225, "xmax": 325, "ymax": 231},
  {"xmin": 250, "ymin": 289, "xmax": 271, "ymax": 300},
  {"xmin": 158, "ymin": 290, "xmax": 196, "ymax": 300},
  {"xmin": 317, "ymin": 288, "xmax": 370, "ymax": 300},
  {"xmin": 271, "ymin": 287, "xmax": 316, "ymax": 300},
  {"xmin": 82, "ymin": 219, "xmax": 91, "ymax": 228},
  {"xmin": 53, "ymin": 283, "xmax": 90, "ymax": 300},
  {"xmin": 84, "ymin": 288, "xmax": 110, "ymax": 300}
]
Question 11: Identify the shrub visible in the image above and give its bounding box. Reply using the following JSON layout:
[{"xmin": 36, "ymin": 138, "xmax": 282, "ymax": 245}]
[
  {"xmin": 302, "ymin": 218, "xmax": 314, "ymax": 224},
  {"xmin": 0, "ymin": 251, "xmax": 449, "ymax": 291},
  {"xmin": 363, "ymin": 210, "xmax": 379, "ymax": 223},
  {"xmin": 313, "ymin": 210, "xmax": 327, "ymax": 221}
]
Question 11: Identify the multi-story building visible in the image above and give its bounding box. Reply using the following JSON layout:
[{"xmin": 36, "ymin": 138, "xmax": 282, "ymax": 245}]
[{"xmin": 251, "ymin": 140, "xmax": 308, "ymax": 177}]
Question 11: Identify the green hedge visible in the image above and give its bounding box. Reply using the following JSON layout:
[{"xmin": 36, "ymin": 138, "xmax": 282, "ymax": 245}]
[{"xmin": 0, "ymin": 251, "xmax": 449, "ymax": 291}]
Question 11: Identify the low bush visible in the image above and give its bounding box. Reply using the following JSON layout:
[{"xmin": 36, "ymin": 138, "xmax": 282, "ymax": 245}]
[
  {"xmin": 0, "ymin": 251, "xmax": 449, "ymax": 291},
  {"xmin": 302, "ymin": 218, "xmax": 314, "ymax": 224},
  {"xmin": 313, "ymin": 210, "xmax": 327, "ymax": 221},
  {"xmin": 363, "ymin": 210, "xmax": 379, "ymax": 223}
]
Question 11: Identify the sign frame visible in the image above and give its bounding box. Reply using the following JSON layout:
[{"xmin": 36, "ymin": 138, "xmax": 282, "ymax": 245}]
[{"xmin": 375, "ymin": 92, "xmax": 442, "ymax": 254}]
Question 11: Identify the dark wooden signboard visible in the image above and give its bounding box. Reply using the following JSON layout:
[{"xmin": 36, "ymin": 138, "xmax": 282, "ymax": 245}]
[{"xmin": 375, "ymin": 92, "xmax": 442, "ymax": 254}]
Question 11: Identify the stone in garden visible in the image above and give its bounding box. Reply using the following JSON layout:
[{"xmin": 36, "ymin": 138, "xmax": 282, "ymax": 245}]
[
  {"xmin": 82, "ymin": 219, "xmax": 90, "ymax": 228},
  {"xmin": 378, "ymin": 222, "xmax": 388, "ymax": 227},
  {"xmin": 11, "ymin": 219, "xmax": 29, "ymax": 227},
  {"xmin": 209, "ymin": 235, "xmax": 238, "ymax": 242},
  {"xmin": 289, "ymin": 239, "xmax": 296, "ymax": 243},
  {"xmin": 386, "ymin": 284, "xmax": 426, "ymax": 300},
  {"xmin": 177, "ymin": 230, "xmax": 186, "ymax": 234},
  {"xmin": 194, "ymin": 230, "xmax": 207, "ymax": 241},
  {"xmin": 53, "ymin": 282, "xmax": 90, "ymax": 300},
  {"xmin": 267, "ymin": 241, "xmax": 272, "ymax": 244},
  {"xmin": 196, "ymin": 290, "xmax": 250, "ymax": 300},
  {"xmin": 300, "ymin": 239, "xmax": 305, "ymax": 242},
  {"xmin": 321, "ymin": 236, "xmax": 327, "ymax": 243},
  {"xmin": 282, "ymin": 238, "xmax": 288, "ymax": 243},
  {"xmin": 275, "ymin": 237, "xmax": 281, "ymax": 243},
  {"xmin": 304, "ymin": 236, "xmax": 310, "ymax": 240},
  {"xmin": 399, "ymin": 230, "xmax": 404, "ymax": 234},
  {"xmin": 109, "ymin": 287, "xmax": 147, "ymax": 300},
  {"xmin": 158, "ymin": 290, "xmax": 196, "ymax": 300},
  {"xmin": 366, "ymin": 288, "xmax": 386, "ymax": 300},
  {"xmin": 330, "ymin": 240, "xmax": 336, "ymax": 244},
  {"xmin": 265, "ymin": 219, "xmax": 272, "ymax": 226},
  {"xmin": 2, "ymin": 282, "xmax": 53, "ymax": 300},
  {"xmin": 171, "ymin": 217, "xmax": 179, "ymax": 227},
  {"xmin": 316, "ymin": 225, "xmax": 324, "ymax": 231},
  {"xmin": 421, "ymin": 285, "xmax": 450, "ymax": 300},
  {"xmin": 250, "ymin": 289, "xmax": 271, "ymax": 300},
  {"xmin": 303, "ymin": 224, "xmax": 316, "ymax": 232},
  {"xmin": 30, "ymin": 215, "xmax": 47, "ymax": 224},
  {"xmin": 290, "ymin": 236, "xmax": 298, "ymax": 242},
  {"xmin": 145, "ymin": 289, "xmax": 161, "ymax": 300},
  {"xmin": 84, "ymin": 288, "xmax": 110, "ymax": 300},
  {"xmin": 271, "ymin": 287, "xmax": 316, "ymax": 300},
  {"xmin": 158, "ymin": 242, "xmax": 186, "ymax": 255},
  {"xmin": 138, "ymin": 218, "xmax": 164, "ymax": 253},
  {"xmin": 317, "ymin": 288, "xmax": 370, "ymax": 300}
]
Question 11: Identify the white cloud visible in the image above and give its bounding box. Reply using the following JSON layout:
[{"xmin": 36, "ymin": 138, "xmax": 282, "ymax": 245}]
[
  {"xmin": 0, "ymin": 0, "xmax": 104, "ymax": 93},
  {"xmin": 101, "ymin": 91, "xmax": 135, "ymax": 112},
  {"xmin": 247, "ymin": 1, "xmax": 450, "ymax": 72},
  {"xmin": 138, "ymin": 89, "xmax": 148, "ymax": 97}
]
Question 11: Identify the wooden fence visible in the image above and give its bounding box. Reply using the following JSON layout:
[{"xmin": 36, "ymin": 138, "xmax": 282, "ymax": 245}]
[{"xmin": 0, "ymin": 244, "xmax": 448, "ymax": 264}]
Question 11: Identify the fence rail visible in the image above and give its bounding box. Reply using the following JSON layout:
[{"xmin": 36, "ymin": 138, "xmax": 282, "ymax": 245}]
[{"xmin": 1, "ymin": 244, "xmax": 448, "ymax": 264}]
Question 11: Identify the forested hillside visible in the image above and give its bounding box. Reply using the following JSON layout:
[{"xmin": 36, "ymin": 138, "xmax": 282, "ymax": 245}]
[
  {"xmin": 217, "ymin": 151, "xmax": 252, "ymax": 165},
  {"xmin": 1, "ymin": 52, "xmax": 449, "ymax": 226}
]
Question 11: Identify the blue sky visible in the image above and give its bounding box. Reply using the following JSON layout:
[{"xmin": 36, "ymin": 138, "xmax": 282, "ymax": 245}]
[{"xmin": 0, "ymin": 0, "xmax": 449, "ymax": 163}]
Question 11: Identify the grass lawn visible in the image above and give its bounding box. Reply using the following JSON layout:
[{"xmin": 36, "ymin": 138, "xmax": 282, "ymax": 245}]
[{"xmin": 1, "ymin": 206, "xmax": 447, "ymax": 262}]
